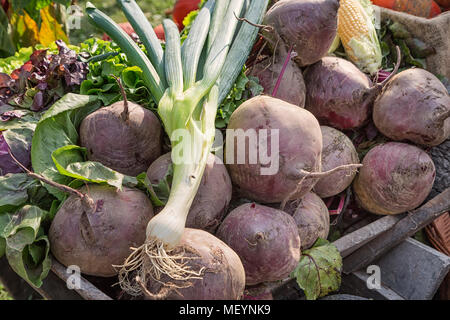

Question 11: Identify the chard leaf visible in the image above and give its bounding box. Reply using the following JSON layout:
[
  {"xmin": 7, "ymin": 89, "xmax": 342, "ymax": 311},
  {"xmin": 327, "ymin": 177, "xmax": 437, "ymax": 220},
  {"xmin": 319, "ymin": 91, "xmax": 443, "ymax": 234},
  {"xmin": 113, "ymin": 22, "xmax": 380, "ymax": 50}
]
[
  {"xmin": 51, "ymin": 144, "xmax": 137, "ymax": 190},
  {"xmin": 0, "ymin": 205, "xmax": 51, "ymax": 288},
  {"xmin": 136, "ymin": 172, "xmax": 166, "ymax": 207},
  {"xmin": 291, "ymin": 238, "xmax": 343, "ymax": 300},
  {"xmin": 31, "ymin": 93, "xmax": 102, "ymax": 200},
  {"xmin": 0, "ymin": 173, "xmax": 39, "ymax": 213}
]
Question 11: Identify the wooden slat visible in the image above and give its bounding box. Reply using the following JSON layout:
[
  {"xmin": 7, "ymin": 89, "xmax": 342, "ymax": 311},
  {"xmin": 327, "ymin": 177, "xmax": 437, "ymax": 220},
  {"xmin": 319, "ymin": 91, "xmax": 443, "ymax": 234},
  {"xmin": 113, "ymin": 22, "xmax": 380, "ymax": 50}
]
[
  {"xmin": 50, "ymin": 257, "xmax": 113, "ymax": 300},
  {"xmin": 343, "ymin": 188, "xmax": 450, "ymax": 274}
]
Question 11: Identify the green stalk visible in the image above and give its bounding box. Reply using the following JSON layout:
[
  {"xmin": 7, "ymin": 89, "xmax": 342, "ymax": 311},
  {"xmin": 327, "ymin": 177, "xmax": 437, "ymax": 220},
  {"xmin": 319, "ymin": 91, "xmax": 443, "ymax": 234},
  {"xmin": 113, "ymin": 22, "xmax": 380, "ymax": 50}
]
[
  {"xmin": 181, "ymin": 5, "xmax": 211, "ymax": 90},
  {"xmin": 85, "ymin": 2, "xmax": 165, "ymax": 103},
  {"xmin": 206, "ymin": 0, "xmax": 227, "ymax": 53},
  {"xmin": 218, "ymin": 0, "xmax": 269, "ymax": 104},
  {"xmin": 163, "ymin": 19, "xmax": 183, "ymax": 96},
  {"xmin": 116, "ymin": 0, "xmax": 167, "ymax": 87}
]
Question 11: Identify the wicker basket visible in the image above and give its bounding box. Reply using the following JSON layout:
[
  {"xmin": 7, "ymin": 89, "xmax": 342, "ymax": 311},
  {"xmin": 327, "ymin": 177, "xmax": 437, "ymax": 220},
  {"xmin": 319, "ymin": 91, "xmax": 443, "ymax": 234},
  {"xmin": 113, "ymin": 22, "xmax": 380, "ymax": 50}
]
[{"xmin": 425, "ymin": 212, "xmax": 450, "ymax": 300}]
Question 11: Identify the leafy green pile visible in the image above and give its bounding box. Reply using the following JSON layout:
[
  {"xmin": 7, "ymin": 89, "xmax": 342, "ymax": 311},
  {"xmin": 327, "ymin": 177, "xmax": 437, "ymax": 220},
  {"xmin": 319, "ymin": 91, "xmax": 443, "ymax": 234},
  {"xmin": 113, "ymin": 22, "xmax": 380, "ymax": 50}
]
[
  {"xmin": 79, "ymin": 38, "xmax": 157, "ymax": 111},
  {"xmin": 376, "ymin": 19, "xmax": 436, "ymax": 71}
]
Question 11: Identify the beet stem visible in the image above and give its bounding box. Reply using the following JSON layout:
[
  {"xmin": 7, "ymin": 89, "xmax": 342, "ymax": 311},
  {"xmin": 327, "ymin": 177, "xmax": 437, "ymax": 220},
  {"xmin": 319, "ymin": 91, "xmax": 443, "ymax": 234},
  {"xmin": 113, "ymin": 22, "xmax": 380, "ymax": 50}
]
[
  {"xmin": 379, "ymin": 46, "xmax": 402, "ymax": 87},
  {"xmin": 233, "ymin": 12, "xmax": 274, "ymax": 33},
  {"xmin": 271, "ymin": 45, "xmax": 293, "ymax": 97},
  {"xmin": 113, "ymin": 75, "xmax": 129, "ymax": 121},
  {"xmin": 297, "ymin": 163, "xmax": 363, "ymax": 179},
  {"xmin": 7, "ymin": 148, "xmax": 95, "ymax": 209}
]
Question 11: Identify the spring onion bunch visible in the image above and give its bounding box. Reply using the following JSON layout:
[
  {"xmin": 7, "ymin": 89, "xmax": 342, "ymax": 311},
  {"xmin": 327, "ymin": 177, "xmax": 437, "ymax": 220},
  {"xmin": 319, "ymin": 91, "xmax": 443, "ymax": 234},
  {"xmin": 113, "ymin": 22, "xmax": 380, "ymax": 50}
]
[{"xmin": 86, "ymin": 0, "xmax": 268, "ymax": 295}]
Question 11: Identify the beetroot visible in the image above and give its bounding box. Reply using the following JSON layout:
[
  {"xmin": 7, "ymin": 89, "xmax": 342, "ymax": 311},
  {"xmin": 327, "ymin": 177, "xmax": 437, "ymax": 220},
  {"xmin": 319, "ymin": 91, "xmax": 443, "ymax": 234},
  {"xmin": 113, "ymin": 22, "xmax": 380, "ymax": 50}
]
[
  {"xmin": 216, "ymin": 203, "xmax": 301, "ymax": 285},
  {"xmin": 249, "ymin": 55, "xmax": 306, "ymax": 107},
  {"xmin": 226, "ymin": 95, "xmax": 322, "ymax": 203},
  {"xmin": 373, "ymin": 68, "xmax": 450, "ymax": 147},
  {"xmin": 264, "ymin": 0, "xmax": 339, "ymax": 67},
  {"xmin": 353, "ymin": 142, "xmax": 436, "ymax": 215},
  {"xmin": 313, "ymin": 126, "xmax": 360, "ymax": 198},
  {"xmin": 303, "ymin": 57, "xmax": 375, "ymax": 130},
  {"xmin": 284, "ymin": 192, "xmax": 330, "ymax": 249},
  {"xmin": 49, "ymin": 184, "xmax": 154, "ymax": 277},
  {"xmin": 146, "ymin": 152, "xmax": 232, "ymax": 232},
  {"xmin": 79, "ymin": 83, "xmax": 162, "ymax": 176},
  {"xmin": 144, "ymin": 228, "xmax": 245, "ymax": 300}
]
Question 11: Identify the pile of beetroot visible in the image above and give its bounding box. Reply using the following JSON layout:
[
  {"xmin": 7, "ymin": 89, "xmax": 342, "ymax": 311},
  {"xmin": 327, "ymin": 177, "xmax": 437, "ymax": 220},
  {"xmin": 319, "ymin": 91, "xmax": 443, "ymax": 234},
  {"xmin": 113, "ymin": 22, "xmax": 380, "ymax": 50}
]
[{"xmin": 1, "ymin": 0, "xmax": 449, "ymax": 301}]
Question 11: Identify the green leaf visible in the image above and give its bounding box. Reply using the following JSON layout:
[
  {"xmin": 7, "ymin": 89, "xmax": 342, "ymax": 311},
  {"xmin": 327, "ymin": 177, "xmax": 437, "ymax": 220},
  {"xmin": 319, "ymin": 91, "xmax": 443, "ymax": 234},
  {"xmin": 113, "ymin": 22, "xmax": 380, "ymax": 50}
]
[
  {"xmin": 51, "ymin": 144, "xmax": 137, "ymax": 190},
  {"xmin": 291, "ymin": 238, "xmax": 343, "ymax": 300},
  {"xmin": 0, "ymin": 205, "xmax": 51, "ymax": 287},
  {"xmin": 0, "ymin": 237, "xmax": 5, "ymax": 258},
  {"xmin": 0, "ymin": 173, "xmax": 39, "ymax": 213},
  {"xmin": 31, "ymin": 94, "xmax": 102, "ymax": 200}
]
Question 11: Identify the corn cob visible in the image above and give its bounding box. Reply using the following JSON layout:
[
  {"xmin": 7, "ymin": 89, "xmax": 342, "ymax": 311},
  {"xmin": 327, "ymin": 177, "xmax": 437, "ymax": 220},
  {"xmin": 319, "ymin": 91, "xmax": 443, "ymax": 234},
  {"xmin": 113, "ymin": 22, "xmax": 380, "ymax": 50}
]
[{"xmin": 338, "ymin": 0, "xmax": 382, "ymax": 75}]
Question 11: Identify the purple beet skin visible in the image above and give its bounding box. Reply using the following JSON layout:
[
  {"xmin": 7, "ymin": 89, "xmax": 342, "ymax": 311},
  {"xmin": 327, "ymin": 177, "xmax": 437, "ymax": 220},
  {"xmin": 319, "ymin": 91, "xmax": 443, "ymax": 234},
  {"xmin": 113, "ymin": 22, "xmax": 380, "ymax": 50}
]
[
  {"xmin": 304, "ymin": 57, "xmax": 374, "ymax": 130},
  {"xmin": 353, "ymin": 142, "xmax": 436, "ymax": 215},
  {"xmin": 216, "ymin": 203, "xmax": 301, "ymax": 285}
]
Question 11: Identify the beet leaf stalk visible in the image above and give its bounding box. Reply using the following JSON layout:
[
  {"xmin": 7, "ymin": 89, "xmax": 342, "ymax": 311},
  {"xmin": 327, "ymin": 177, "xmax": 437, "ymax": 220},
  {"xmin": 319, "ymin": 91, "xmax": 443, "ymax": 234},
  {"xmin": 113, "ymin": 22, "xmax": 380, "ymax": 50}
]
[{"xmin": 86, "ymin": 0, "xmax": 269, "ymax": 296}]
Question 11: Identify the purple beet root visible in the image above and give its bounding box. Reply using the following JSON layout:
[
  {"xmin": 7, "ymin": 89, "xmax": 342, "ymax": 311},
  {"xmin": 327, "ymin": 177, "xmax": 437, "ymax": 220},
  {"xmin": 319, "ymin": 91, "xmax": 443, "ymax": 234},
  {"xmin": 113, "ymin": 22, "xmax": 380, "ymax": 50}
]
[
  {"xmin": 226, "ymin": 95, "xmax": 322, "ymax": 203},
  {"xmin": 49, "ymin": 184, "xmax": 154, "ymax": 277},
  {"xmin": 284, "ymin": 192, "xmax": 330, "ymax": 250},
  {"xmin": 249, "ymin": 55, "xmax": 306, "ymax": 107},
  {"xmin": 144, "ymin": 228, "xmax": 246, "ymax": 300},
  {"xmin": 216, "ymin": 203, "xmax": 301, "ymax": 285},
  {"xmin": 304, "ymin": 57, "xmax": 374, "ymax": 130},
  {"xmin": 80, "ymin": 101, "xmax": 162, "ymax": 176},
  {"xmin": 313, "ymin": 126, "xmax": 360, "ymax": 198},
  {"xmin": 264, "ymin": 0, "xmax": 339, "ymax": 67},
  {"xmin": 373, "ymin": 68, "xmax": 450, "ymax": 147},
  {"xmin": 353, "ymin": 142, "xmax": 436, "ymax": 215}
]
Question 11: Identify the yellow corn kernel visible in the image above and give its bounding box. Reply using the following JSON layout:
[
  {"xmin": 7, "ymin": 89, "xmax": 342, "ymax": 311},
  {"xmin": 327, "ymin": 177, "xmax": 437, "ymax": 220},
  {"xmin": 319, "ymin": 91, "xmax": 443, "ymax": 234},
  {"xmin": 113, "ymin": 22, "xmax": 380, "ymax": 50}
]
[{"xmin": 337, "ymin": 0, "xmax": 382, "ymax": 75}]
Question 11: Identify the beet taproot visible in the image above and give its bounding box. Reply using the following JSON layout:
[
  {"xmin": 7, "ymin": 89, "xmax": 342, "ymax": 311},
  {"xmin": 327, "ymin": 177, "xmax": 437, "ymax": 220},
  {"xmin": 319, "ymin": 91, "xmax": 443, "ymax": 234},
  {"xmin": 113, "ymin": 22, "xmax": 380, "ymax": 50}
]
[
  {"xmin": 284, "ymin": 192, "xmax": 330, "ymax": 249},
  {"xmin": 146, "ymin": 152, "xmax": 232, "ymax": 233},
  {"xmin": 353, "ymin": 142, "xmax": 436, "ymax": 215},
  {"xmin": 226, "ymin": 95, "xmax": 322, "ymax": 203},
  {"xmin": 216, "ymin": 203, "xmax": 301, "ymax": 285},
  {"xmin": 249, "ymin": 55, "xmax": 306, "ymax": 107},
  {"xmin": 373, "ymin": 68, "xmax": 450, "ymax": 147},
  {"xmin": 303, "ymin": 57, "xmax": 375, "ymax": 130},
  {"xmin": 143, "ymin": 228, "xmax": 245, "ymax": 300},
  {"xmin": 313, "ymin": 126, "xmax": 359, "ymax": 198},
  {"xmin": 264, "ymin": 0, "xmax": 339, "ymax": 67},
  {"xmin": 49, "ymin": 184, "xmax": 154, "ymax": 277},
  {"xmin": 79, "ymin": 80, "xmax": 162, "ymax": 177}
]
